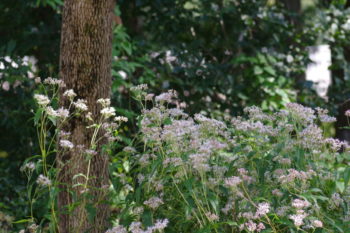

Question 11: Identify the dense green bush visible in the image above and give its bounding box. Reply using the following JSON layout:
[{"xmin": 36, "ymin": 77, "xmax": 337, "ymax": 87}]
[{"xmin": 117, "ymin": 0, "xmax": 318, "ymax": 115}]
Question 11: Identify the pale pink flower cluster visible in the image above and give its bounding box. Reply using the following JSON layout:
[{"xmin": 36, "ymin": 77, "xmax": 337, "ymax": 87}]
[
  {"xmin": 155, "ymin": 89, "xmax": 177, "ymax": 103},
  {"xmin": 329, "ymin": 193, "xmax": 344, "ymax": 209},
  {"xmin": 143, "ymin": 197, "xmax": 164, "ymax": 210},
  {"xmin": 255, "ymin": 202, "xmax": 270, "ymax": 218},
  {"xmin": 105, "ymin": 225, "xmax": 127, "ymax": 233},
  {"xmin": 297, "ymin": 124, "xmax": 323, "ymax": 149},
  {"xmin": 272, "ymin": 189, "xmax": 283, "ymax": 197},
  {"xmin": 127, "ymin": 218, "xmax": 168, "ymax": 233},
  {"xmin": 312, "ymin": 220, "xmax": 323, "ymax": 228},
  {"xmin": 244, "ymin": 106, "xmax": 274, "ymax": 121},
  {"xmin": 316, "ymin": 107, "xmax": 336, "ymax": 123},
  {"xmin": 278, "ymin": 169, "xmax": 314, "ymax": 184},
  {"xmin": 240, "ymin": 221, "xmax": 265, "ymax": 232},
  {"xmin": 231, "ymin": 118, "xmax": 277, "ymax": 136},
  {"xmin": 60, "ymin": 139, "xmax": 74, "ymax": 149},
  {"xmin": 325, "ymin": 138, "xmax": 348, "ymax": 151},
  {"xmin": 189, "ymin": 153, "xmax": 211, "ymax": 172},
  {"xmin": 163, "ymin": 157, "xmax": 183, "ymax": 167},
  {"xmin": 289, "ymin": 213, "xmax": 308, "ymax": 227},
  {"xmin": 292, "ymin": 199, "xmax": 310, "ymax": 209},
  {"xmin": 285, "ymin": 103, "xmax": 315, "ymax": 124},
  {"xmin": 224, "ymin": 176, "xmax": 242, "ymax": 188},
  {"xmin": 123, "ymin": 146, "xmax": 136, "ymax": 153},
  {"xmin": 205, "ymin": 212, "xmax": 219, "ymax": 221},
  {"xmin": 345, "ymin": 110, "xmax": 350, "ymax": 117}
]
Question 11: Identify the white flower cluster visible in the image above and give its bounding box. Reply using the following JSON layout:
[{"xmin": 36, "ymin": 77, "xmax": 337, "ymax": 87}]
[
  {"xmin": 130, "ymin": 84, "xmax": 148, "ymax": 92},
  {"xmin": 36, "ymin": 174, "xmax": 51, "ymax": 187},
  {"xmin": 60, "ymin": 139, "xmax": 74, "ymax": 149},
  {"xmin": 43, "ymin": 77, "xmax": 65, "ymax": 87},
  {"xmin": 97, "ymin": 98, "xmax": 111, "ymax": 107},
  {"xmin": 34, "ymin": 94, "xmax": 50, "ymax": 106},
  {"xmin": 45, "ymin": 106, "xmax": 69, "ymax": 119},
  {"xmin": 114, "ymin": 116, "xmax": 128, "ymax": 122},
  {"xmin": 73, "ymin": 99, "xmax": 88, "ymax": 111},
  {"xmin": 63, "ymin": 89, "xmax": 77, "ymax": 99},
  {"xmin": 20, "ymin": 162, "xmax": 35, "ymax": 172},
  {"xmin": 101, "ymin": 107, "xmax": 116, "ymax": 118}
]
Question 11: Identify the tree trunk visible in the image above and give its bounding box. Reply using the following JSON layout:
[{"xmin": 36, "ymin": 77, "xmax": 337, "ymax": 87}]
[
  {"xmin": 336, "ymin": 100, "xmax": 350, "ymax": 145},
  {"xmin": 58, "ymin": 0, "xmax": 114, "ymax": 232},
  {"xmin": 280, "ymin": 0, "xmax": 301, "ymax": 25},
  {"xmin": 280, "ymin": 0, "xmax": 301, "ymax": 13}
]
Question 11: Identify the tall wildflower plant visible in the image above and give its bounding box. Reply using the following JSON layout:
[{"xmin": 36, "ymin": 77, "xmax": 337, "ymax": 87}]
[
  {"xmin": 107, "ymin": 85, "xmax": 350, "ymax": 232},
  {"xmin": 19, "ymin": 78, "xmax": 127, "ymax": 232}
]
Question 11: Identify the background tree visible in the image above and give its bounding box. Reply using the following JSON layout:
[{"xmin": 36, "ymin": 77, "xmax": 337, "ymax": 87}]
[{"xmin": 58, "ymin": 0, "xmax": 115, "ymax": 232}]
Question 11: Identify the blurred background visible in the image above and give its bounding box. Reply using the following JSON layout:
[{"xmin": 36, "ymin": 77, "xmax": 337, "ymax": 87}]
[{"xmin": 1, "ymin": 0, "xmax": 350, "ymax": 231}]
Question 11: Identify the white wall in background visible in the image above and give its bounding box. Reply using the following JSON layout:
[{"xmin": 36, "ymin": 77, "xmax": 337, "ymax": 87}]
[{"xmin": 305, "ymin": 44, "xmax": 332, "ymax": 99}]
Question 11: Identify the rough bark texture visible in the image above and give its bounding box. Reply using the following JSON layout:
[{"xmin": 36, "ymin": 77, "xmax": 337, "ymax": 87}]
[
  {"xmin": 280, "ymin": 0, "xmax": 301, "ymax": 13},
  {"xmin": 58, "ymin": 0, "xmax": 114, "ymax": 232},
  {"xmin": 336, "ymin": 100, "xmax": 350, "ymax": 145},
  {"xmin": 280, "ymin": 0, "xmax": 301, "ymax": 25}
]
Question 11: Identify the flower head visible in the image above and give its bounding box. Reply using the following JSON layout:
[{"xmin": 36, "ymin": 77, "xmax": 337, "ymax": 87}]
[
  {"xmin": 101, "ymin": 107, "xmax": 116, "ymax": 118},
  {"xmin": 345, "ymin": 110, "xmax": 350, "ymax": 117},
  {"xmin": 36, "ymin": 174, "xmax": 51, "ymax": 187},
  {"xmin": 74, "ymin": 99, "xmax": 88, "ymax": 111},
  {"xmin": 34, "ymin": 94, "xmax": 50, "ymax": 106},
  {"xmin": 63, "ymin": 89, "xmax": 77, "ymax": 99},
  {"xmin": 43, "ymin": 77, "xmax": 65, "ymax": 87},
  {"xmin": 60, "ymin": 139, "xmax": 74, "ymax": 149},
  {"xmin": 20, "ymin": 162, "xmax": 35, "ymax": 172},
  {"xmin": 144, "ymin": 196, "xmax": 164, "ymax": 209},
  {"xmin": 97, "ymin": 98, "xmax": 111, "ymax": 107}
]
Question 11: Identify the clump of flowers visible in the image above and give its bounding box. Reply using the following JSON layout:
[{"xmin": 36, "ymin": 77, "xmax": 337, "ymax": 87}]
[
  {"xmin": 20, "ymin": 77, "xmax": 128, "ymax": 232},
  {"xmin": 109, "ymin": 87, "xmax": 350, "ymax": 232}
]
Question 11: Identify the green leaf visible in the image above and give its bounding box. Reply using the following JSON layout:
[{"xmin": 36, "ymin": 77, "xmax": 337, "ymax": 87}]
[
  {"xmin": 336, "ymin": 181, "xmax": 345, "ymax": 193},
  {"xmin": 142, "ymin": 209, "xmax": 153, "ymax": 227},
  {"xmin": 85, "ymin": 203, "xmax": 96, "ymax": 222},
  {"xmin": 34, "ymin": 108, "xmax": 43, "ymax": 126},
  {"xmin": 264, "ymin": 66, "xmax": 276, "ymax": 76},
  {"xmin": 13, "ymin": 219, "xmax": 33, "ymax": 224},
  {"xmin": 254, "ymin": 66, "xmax": 263, "ymax": 75},
  {"xmin": 344, "ymin": 167, "xmax": 350, "ymax": 187}
]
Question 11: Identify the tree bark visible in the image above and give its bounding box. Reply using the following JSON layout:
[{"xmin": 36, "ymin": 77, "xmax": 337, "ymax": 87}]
[
  {"xmin": 280, "ymin": 0, "xmax": 301, "ymax": 25},
  {"xmin": 280, "ymin": 0, "xmax": 301, "ymax": 13},
  {"xmin": 58, "ymin": 0, "xmax": 114, "ymax": 232}
]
